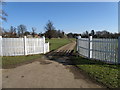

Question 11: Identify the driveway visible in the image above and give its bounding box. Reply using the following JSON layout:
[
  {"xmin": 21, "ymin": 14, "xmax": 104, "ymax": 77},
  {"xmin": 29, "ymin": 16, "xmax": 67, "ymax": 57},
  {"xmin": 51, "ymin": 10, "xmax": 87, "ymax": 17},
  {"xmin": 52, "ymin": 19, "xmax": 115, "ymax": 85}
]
[{"xmin": 2, "ymin": 42, "xmax": 103, "ymax": 88}]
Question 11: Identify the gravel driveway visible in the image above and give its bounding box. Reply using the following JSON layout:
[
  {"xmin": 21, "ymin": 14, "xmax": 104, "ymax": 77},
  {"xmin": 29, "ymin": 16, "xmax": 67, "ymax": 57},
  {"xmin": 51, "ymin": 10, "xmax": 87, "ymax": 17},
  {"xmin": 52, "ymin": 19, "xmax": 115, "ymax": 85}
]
[{"xmin": 2, "ymin": 42, "xmax": 103, "ymax": 88}]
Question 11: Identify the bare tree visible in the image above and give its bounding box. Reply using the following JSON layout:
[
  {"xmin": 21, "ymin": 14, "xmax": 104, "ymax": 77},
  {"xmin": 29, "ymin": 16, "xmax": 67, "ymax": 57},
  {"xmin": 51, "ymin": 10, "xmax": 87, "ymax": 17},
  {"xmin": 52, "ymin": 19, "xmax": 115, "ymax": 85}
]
[
  {"xmin": 91, "ymin": 30, "xmax": 95, "ymax": 36},
  {"xmin": 0, "ymin": 0, "xmax": 8, "ymax": 36},
  {"xmin": 32, "ymin": 27, "xmax": 36, "ymax": 37},
  {"xmin": 9, "ymin": 26, "xmax": 16, "ymax": 37},
  {"xmin": 17, "ymin": 24, "xmax": 27, "ymax": 37},
  {"xmin": 0, "ymin": 0, "xmax": 7, "ymax": 21}
]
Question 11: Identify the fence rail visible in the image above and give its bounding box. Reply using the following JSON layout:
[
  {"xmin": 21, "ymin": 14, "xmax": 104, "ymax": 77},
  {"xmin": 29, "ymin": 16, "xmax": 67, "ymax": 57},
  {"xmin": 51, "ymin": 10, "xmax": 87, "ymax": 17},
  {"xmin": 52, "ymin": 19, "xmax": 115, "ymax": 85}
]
[
  {"xmin": 0, "ymin": 36, "xmax": 49, "ymax": 56},
  {"xmin": 77, "ymin": 36, "xmax": 120, "ymax": 64}
]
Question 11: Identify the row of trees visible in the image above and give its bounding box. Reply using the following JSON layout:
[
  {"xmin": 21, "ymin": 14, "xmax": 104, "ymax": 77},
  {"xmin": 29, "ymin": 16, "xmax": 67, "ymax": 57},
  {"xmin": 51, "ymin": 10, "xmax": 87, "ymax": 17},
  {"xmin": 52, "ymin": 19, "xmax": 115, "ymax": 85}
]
[
  {"xmin": 2, "ymin": 24, "xmax": 120, "ymax": 39},
  {"xmin": 81, "ymin": 30, "xmax": 120, "ymax": 38},
  {"xmin": 1, "ymin": 20, "xmax": 120, "ymax": 39},
  {"xmin": 1, "ymin": 20, "xmax": 66, "ymax": 38},
  {"xmin": 2, "ymin": 25, "xmax": 37, "ymax": 38},
  {"xmin": 64, "ymin": 30, "xmax": 120, "ymax": 39},
  {"xmin": 43, "ymin": 20, "xmax": 120, "ymax": 39}
]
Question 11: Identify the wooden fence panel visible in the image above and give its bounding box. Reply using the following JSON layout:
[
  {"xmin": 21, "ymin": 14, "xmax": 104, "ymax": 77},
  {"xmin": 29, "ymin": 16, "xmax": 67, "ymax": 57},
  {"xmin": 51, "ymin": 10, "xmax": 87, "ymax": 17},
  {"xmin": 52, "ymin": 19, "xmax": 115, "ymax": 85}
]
[
  {"xmin": 1, "ymin": 36, "xmax": 49, "ymax": 56},
  {"xmin": 92, "ymin": 38, "xmax": 118, "ymax": 64},
  {"xmin": 2, "ymin": 38, "xmax": 24, "ymax": 56},
  {"xmin": 45, "ymin": 42, "xmax": 49, "ymax": 53},
  {"xmin": 77, "ymin": 38, "xmax": 89, "ymax": 57},
  {"xmin": 26, "ymin": 38, "xmax": 44, "ymax": 55}
]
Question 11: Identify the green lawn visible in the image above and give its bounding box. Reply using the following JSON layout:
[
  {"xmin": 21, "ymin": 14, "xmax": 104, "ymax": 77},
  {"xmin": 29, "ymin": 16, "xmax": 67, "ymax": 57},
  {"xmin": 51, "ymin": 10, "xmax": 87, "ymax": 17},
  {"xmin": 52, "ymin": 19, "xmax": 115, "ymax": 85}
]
[
  {"xmin": 46, "ymin": 38, "xmax": 75, "ymax": 51},
  {"xmin": 2, "ymin": 54, "xmax": 42, "ymax": 68},
  {"xmin": 71, "ymin": 56, "xmax": 120, "ymax": 88}
]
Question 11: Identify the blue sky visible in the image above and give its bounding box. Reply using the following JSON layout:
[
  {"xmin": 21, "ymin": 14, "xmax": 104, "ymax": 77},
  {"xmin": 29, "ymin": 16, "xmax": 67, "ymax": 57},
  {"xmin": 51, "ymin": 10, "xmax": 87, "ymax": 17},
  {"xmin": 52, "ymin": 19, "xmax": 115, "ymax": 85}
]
[{"xmin": 3, "ymin": 2, "xmax": 118, "ymax": 34}]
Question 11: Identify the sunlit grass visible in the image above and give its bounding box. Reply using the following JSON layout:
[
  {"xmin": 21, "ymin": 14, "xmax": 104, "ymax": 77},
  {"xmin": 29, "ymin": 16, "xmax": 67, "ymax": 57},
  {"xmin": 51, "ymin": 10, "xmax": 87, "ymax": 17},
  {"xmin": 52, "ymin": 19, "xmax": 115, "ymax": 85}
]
[
  {"xmin": 2, "ymin": 54, "xmax": 42, "ymax": 68},
  {"xmin": 46, "ymin": 38, "xmax": 75, "ymax": 51},
  {"xmin": 72, "ymin": 56, "xmax": 120, "ymax": 88}
]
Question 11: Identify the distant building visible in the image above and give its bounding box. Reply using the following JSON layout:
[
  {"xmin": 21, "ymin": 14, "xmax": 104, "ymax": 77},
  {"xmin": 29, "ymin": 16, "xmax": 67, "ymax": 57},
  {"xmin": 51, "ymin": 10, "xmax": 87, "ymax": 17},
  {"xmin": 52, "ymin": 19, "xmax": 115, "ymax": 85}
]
[
  {"xmin": 26, "ymin": 34, "xmax": 40, "ymax": 38},
  {"xmin": 26, "ymin": 35, "xmax": 33, "ymax": 38},
  {"xmin": 34, "ymin": 34, "xmax": 40, "ymax": 38}
]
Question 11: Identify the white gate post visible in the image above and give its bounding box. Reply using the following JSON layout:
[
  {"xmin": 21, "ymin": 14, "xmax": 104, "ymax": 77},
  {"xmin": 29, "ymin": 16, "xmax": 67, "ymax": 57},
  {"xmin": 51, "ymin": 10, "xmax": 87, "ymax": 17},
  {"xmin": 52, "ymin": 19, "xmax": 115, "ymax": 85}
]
[
  {"xmin": 77, "ymin": 36, "xmax": 81, "ymax": 51},
  {"xmin": 48, "ymin": 42, "xmax": 49, "ymax": 52},
  {"xmin": 118, "ymin": 37, "xmax": 120, "ymax": 64},
  {"xmin": 0, "ymin": 36, "xmax": 2, "ymax": 90},
  {"xmin": 0, "ymin": 36, "xmax": 2, "ymax": 56},
  {"xmin": 89, "ymin": 36, "xmax": 93, "ymax": 58},
  {"xmin": 24, "ymin": 36, "xmax": 27, "ymax": 55},
  {"xmin": 43, "ymin": 36, "xmax": 46, "ymax": 54}
]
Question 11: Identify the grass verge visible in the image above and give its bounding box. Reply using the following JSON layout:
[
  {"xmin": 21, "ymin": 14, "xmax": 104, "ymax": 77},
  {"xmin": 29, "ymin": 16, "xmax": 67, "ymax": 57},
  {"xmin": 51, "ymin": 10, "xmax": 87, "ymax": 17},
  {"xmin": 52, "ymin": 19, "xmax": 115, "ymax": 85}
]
[
  {"xmin": 71, "ymin": 56, "xmax": 120, "ymax": 88},
  {"xmin": 2, "ymin": 54, "xmax": 42, "ymax": 68}
]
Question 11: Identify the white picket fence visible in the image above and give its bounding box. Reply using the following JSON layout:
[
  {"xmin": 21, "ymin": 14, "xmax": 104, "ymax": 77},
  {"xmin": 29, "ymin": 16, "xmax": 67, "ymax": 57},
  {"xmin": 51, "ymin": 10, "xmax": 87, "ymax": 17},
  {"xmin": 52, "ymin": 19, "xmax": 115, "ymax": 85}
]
[
  {"xmin": 77, "ymin": 36, "xmax": 120, "ymax": 64},
  {"xmin": 0, "ymin": 36, "xmax": 49, "ymax": 56}
]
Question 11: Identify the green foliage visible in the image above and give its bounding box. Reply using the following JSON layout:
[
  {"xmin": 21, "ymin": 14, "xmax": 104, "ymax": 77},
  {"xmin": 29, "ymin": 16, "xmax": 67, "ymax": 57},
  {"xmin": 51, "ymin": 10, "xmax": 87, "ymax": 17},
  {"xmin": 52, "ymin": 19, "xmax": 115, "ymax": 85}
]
[
  {"xmin": 44, "ymin": 20, "xmax": 65, "ymax": 39},
  {"xmin": 67, "ymin": 33, "xmax": 80, "ymax": 38},
  {"xmin": 44, "ymin": 20, "xmax": 56, "ymax": 39}
]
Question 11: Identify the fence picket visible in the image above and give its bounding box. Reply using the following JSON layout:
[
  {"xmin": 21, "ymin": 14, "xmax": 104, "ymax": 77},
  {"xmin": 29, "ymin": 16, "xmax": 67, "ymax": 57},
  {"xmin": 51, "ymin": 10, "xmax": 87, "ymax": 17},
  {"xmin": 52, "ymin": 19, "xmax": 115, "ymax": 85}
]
[
  {"xmin": 0, "ymin": 36, "xmax": 2, "ymax": 56},
  {"xmin": 89, "ymin": 36, "xmax": 93, "ymax": 58},
  {"xmin": 24, "ymin": 36, "xmax": 27, "ymax": 55},
  {"xmin": 118, "ymin": 37, "xmax": 120, "ymax": 64}
]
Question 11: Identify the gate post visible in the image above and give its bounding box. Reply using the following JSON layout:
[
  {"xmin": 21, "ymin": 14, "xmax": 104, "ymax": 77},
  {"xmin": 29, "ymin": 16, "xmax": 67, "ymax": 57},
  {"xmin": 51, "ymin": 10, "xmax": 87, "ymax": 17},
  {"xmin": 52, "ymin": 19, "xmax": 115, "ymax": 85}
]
[
  {"xmin": 24, "ymin": 36, "xmax": 27, "ymax": 55},
  {"xmin": 0, "ymin": 36, "xmax": 2, "ymax": 90},
  {"xmin": 88, "ymin": 36, "xmax": 93, "ymax": 58},
  {"xmin": 48, "ymin": 42, "xmax": 49, "ymax": 52},
  {"xmin": 77, "ymin": 36, "xmax": 81, "ymax": 52},
  {"xmin": 43, "ymin": 36, "xmax": 46, "ymax": 54},
  {"xmin": 118, "ymin": 37, "xmax": 120, "ymax": 64},
  {"xmin": 0, "ymin": 36, "xmax": 2, "ymax": 56}
]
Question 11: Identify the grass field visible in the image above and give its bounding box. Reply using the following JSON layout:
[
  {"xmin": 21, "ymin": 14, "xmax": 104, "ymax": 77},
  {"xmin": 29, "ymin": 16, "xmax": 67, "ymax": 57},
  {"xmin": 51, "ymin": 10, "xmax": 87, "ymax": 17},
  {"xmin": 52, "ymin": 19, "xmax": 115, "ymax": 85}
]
[
  {"xmin": 46, "ymin": 38, "xmax": 75, "ymax": 51},
  {"xmin": 71, "ymin": 56, "xmax": 120, "ymax": 88}
]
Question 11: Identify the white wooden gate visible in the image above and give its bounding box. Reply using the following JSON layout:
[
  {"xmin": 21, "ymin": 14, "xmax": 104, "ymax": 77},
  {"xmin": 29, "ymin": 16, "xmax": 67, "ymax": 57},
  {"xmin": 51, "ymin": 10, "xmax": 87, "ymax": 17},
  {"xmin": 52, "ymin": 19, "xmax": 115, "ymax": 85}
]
[
  {"xmin": 77, "ymin": 36, "xmax": 119, "ymax": 64},
  {"xmin": 0, "ymin": 36, "xmax": 49, "ymax": 56}
]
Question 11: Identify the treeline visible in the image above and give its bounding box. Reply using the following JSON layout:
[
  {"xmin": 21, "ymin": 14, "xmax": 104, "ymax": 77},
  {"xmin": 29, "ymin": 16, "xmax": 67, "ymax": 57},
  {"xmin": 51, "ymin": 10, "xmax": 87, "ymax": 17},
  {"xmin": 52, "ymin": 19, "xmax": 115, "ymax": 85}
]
[
  {"xmin": 81, "ymin": 30, "xmax": 120, "ymax": 39},
  {"xmin": 62, "ymin": 30, "xmax": 120, "ymax": 39},
  {"xmin": 2, "ymin": 25, "xmax": 38, "ymax": 38},
  {"xmin": 1, "ymin": 20, "xmax": 120, "ymax": 39},
  {"xmin": 1, "ymin": 20, "xmax": 67, "ymax": 38}
]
